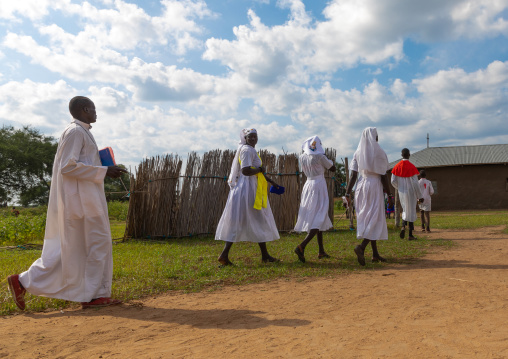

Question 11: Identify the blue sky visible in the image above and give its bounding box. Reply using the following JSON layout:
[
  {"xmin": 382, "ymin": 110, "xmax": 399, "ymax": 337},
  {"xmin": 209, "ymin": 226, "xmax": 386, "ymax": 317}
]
[{"xmin": 1, "ymin": 0, "xmax": 507, "ymax": 167}]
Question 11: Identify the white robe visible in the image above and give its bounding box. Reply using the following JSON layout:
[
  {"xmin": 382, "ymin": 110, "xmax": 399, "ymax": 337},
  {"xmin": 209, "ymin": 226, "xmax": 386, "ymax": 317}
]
[
  {"xmin": 350, "ymin": 155, "xmax": 388, "ymax": 241},
  {"xmin": 19, "ymin": 119, "xmax": 111, "ymax": 302},
  {"xmin": 391, "ymin": 164, "xmax": 423, "ymax": 223},
  {"xmin": 215, "ymin": 145, "xmax": 279, "ymax": 243},
  {"xmin": 418, "ymin": 178, "xmax": 434, "ymax": 211},
  {"xmin": 294, "ymin": 153, "xmax": 333, "ymax": 232}
]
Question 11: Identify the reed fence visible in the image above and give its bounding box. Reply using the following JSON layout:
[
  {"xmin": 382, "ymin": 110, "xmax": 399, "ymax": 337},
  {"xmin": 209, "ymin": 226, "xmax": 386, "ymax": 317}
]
[{"xmin": 125, "ymin": 148, "xmax": 337, "ymax": 239}]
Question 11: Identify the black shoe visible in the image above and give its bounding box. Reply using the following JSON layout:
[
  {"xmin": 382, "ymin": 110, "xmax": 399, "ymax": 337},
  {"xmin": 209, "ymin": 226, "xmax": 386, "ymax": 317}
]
[
  {"xmin": 372, "ymin": 256, "xmax": 387, "ymax": 263},
  {"xmin": 399, "ymin": 228, "xmax": 405, "ymax": 239},
  {"xmin": 294, "ymin": 245, "xmax": 305, "ymax": 263},
  {"xmin": 354, "ymin": 245, "xmax": 365, "ymax": 266},
  {"xmin": 262, "ymin": 255, "xmax": 280, "ymax": 263}
]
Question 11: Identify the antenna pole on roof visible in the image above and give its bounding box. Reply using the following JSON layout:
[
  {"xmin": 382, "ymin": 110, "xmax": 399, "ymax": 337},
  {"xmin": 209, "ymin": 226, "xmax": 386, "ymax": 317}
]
[{"xmin": 427, "ymin": 133, "xmax": 429, "ymax": 148}]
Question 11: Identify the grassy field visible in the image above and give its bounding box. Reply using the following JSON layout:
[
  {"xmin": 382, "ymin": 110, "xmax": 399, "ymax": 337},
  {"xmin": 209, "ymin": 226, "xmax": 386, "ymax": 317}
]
[{"xmin": 1, "ymin": 206, "xmax": 506, "ymax": 316}]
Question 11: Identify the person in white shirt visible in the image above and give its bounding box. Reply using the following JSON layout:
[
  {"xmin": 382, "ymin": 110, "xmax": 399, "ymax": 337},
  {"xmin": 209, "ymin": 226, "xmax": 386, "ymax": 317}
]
[
  {"xmin": 345, "ymin": 127, "xmax": 393, "ymax": 266},
  {"xmin": 7, "ymin": 96, "xmax": 127, "ymax": 310},
  {"xmin": 418, "ymin": 170, "xmax": 434, "ymax": 232},
  {"xmin": 294, "ymin": 136, "xmax": 336, "ymax": 263}
]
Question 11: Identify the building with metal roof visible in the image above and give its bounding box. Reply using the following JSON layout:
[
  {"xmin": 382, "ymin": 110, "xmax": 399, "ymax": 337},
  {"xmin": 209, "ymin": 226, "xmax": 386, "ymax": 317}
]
[
  {"xmin": 389, "ymin": 144, "xmax": 508, "ymax": 169},
  {"xmin": 388, "ymin": 144, "xmax": 508, "ymax": 211}
]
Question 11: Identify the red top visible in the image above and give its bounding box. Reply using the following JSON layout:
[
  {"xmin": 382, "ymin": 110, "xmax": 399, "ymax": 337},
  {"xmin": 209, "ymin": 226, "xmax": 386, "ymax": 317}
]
[{"xmin": 392, "ymin": 160, "xmax": 419, "ymax": 178}]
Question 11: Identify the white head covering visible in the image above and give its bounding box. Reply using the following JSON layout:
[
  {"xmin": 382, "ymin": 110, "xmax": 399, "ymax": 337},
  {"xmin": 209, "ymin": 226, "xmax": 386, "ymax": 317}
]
[
  {"xmin": 228, "ymin": 128, "xmax": 257, "ymax": 188},
  {"xmin": 353, "ymin": 127, "xmax": 389, "ymax": 175},
  {"xmin": 302, "ymin": 135, "xmax": 325, "ymax": 155}
]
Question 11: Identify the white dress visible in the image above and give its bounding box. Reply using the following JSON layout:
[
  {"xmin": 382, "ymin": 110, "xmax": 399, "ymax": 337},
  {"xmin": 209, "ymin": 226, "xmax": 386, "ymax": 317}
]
[
  {"xmin": 418, "ymin": 178, "xmax": 434, "ymax": 211},
  {"xmin": 215, "ymin": 145, "xmax": 279, "ymax": 243},
  {"xmin": 391, "ymin": 166, "xmax": 423, "ymax": 222},
  {"xmin": 19, "ymin": 119, "xmax": 112, "ymax": 302},
  {"xmin": 294, "ymin": 153, "xmax": 333, "ymax": 232},
  {"xmin": 350, "ymin": 154, "xmax": 388, "ymax": 240}
]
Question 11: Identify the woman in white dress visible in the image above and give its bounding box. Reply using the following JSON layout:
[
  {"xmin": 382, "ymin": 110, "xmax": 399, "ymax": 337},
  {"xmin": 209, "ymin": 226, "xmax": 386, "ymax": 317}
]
[
  {"xmin": 215, "ymin": 128, "xmax": 281, "ymax": 266},
  {"xmin": 345, "ymin": 127, "xmax": 393, "ymax": 266},
  {"xmin": 294, "ymin": 136, "xmax": 336, "ymax": 263}
]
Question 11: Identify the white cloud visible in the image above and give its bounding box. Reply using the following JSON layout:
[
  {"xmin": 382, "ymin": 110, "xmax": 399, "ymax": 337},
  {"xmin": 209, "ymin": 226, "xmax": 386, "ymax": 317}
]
[
  {"xmin": 205, "ymin": 0, "xmax": 508, "ymax": 81},
  {"xmin": 0, "ymin": 80, "xmax": 74, "ymax": 133},
  {"xmin": 412, "ymin": 60, "xmax": 508, "ymax": 141},
  {"xmin": 2, "ymin": 0, "xmax": 214, "ymax": 54},
  {"xmin": 0, "ymin": 0, "xmax": 55, "ymax": 21}
]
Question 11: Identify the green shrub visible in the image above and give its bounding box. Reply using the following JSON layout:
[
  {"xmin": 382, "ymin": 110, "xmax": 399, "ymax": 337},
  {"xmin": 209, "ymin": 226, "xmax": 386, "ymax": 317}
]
[
  {"xmin": 0, "ymin": 214, "xmax": 46, "ymax": 246},
  {"xmin": 107, "ymin": 201, "xmax": 129, "ymax": 221}
]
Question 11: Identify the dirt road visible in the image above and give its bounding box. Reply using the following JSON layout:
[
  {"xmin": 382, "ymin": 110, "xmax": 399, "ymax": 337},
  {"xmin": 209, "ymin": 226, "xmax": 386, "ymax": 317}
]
[{"xmin": 1, "ymin": 227, "xmax": 507, "ymax": 358}]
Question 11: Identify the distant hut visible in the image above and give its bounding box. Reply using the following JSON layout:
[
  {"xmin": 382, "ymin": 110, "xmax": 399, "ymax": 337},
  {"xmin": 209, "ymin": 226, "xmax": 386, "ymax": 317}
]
[{"xmin": 388, "ymin": 144, "xmax": 508, "ymax": 210}]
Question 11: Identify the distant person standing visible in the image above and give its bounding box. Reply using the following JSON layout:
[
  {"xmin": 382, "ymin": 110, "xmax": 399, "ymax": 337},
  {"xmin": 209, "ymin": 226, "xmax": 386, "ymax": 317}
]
[
  {"xmin": 7, "ymin": 96, "xmax": 127, "ymax": 310},
  {"xmin": 391, "ymin": 148, "xmax": 423, "ymax": 240},
  {"xmin": 345, "ymin": 127, "xmax": 393, "ymax": 266},
  {"xmin": 418, "ymin": 170, "xmax": 434, "ymax": 232},
  {"xmin": 385, "ymin": 195, "xmax": 394, "ymax": 219},
  {"xmin": 294, "ymin": 135, "xmax": 336, "ymax": 263},
  {"xmin": 11, "ymin": 207, "xmax": 20, "ymax": 217}
]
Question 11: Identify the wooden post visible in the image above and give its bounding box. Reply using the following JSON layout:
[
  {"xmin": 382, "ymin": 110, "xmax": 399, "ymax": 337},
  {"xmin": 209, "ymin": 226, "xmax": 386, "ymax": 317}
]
[
  {"xmin": 395, "ymin": 189, "xmax": 401, "ymax": 227},
  {"xmin": 344, "ymin": 157, "xmax": 354, "ymax": 229}
]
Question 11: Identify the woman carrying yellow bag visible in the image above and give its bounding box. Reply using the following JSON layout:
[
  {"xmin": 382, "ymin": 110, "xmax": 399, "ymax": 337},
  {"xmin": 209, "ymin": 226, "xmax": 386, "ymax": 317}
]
[{"xmin": 215, "ymin": 128, "xmax": 281, "ymax": 266}]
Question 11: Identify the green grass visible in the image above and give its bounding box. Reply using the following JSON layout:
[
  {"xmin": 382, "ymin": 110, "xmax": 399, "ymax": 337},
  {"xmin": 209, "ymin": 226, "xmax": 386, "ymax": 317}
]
[
  {"xmin": 423, "ymin": 210, "xmax": 508, "ymax": 230},
  {"xmin": 1, "ymin": 208, "xmax": 506, "ymax": 316}
]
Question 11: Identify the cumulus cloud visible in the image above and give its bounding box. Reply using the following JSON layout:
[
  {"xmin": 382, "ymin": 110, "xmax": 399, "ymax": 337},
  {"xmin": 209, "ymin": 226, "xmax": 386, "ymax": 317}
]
[
  {"xmin": 0, "ymin": 80, "xmax": 75, "ymax": 134},
  {"xmin": 205, "ymin": 0, "xmax": 508, "ymax": 80},
  {"xmin": 0, "ymin": 0, "xmax": 56, "ymax": 21},
  {"xmin": 2, "ymin": 0, "xmax": 214, "ymax": 54},
  {"xmin": 285, "ymin": 60, "xmax": 508, "ymax": 159}
]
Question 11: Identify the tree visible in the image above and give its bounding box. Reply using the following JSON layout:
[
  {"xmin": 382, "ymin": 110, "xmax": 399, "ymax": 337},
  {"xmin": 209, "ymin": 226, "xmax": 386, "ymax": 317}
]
[{"xmin": 0, "ymin": 126, "xmax": 57, "ymax": 206}]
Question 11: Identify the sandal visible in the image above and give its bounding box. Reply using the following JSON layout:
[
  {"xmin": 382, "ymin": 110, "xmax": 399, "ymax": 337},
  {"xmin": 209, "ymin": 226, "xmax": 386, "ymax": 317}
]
[
  {"xmin": 318, "ymin": 253, "xmax": 331, "ymax": 259},
  {"xmin": 81, "ymin": 297, "xmax": 122, "ymax": 309},
  {"xmin": 372, "ymin": 256, "xmax": 387, "ymax": 263},
  {"xmin": 354, "ymin": 245, "xmax": 365, "ymax": 266},
  {"xmin": 262, "ymin": 255, "xmax": 280, "ymax": 263},
  {"xmin": 294, "ymin": 245, "xmax": 305, "ymax": 263},
  {"xmin": 218, "ymin": 258, "xmax": 234, "ymax": 267}
]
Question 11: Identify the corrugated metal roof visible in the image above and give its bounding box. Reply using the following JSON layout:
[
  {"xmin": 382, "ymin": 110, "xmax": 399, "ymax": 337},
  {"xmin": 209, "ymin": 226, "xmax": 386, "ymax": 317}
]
[{"xmin": 389, "ymin": 144, "xmax": 508, "ymax": 169}]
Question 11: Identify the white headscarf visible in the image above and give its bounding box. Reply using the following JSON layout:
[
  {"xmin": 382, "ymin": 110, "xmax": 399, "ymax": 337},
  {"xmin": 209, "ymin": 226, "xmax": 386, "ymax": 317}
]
[
  {"xmin": 302, "ymin": 135, "xmax": 325, "ymax": 155},
  {"xmin": 353, "ymin": 127, "xmax": 389, "ymax": 175},
  {"xmin": 228, "ymin": 128, "xmax": 257, "ymax": 188}
]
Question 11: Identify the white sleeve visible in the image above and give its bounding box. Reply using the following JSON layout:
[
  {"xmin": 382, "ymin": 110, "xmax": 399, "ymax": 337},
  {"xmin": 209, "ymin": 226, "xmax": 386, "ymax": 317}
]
[
  {"xmin": 350, "ymin": 154, "xmax": 359, "ymax": 172},
  {"xmin": 429, "ymin": 181, "xmax": 435, "ymax": 195},
  {"xmin": 239, "ymin": 147, "xmax": 253, "ymax": 168},
  {"xmin": 320, "ymin": 154, "xmax": 334, "ymax": 169},
  {"xmin": 59, "ymin": 128, "xmax": 107, "ymax": 184}
]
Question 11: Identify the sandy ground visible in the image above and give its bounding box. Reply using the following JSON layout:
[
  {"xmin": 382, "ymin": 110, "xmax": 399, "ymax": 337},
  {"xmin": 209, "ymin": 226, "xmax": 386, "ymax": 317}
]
[{"xmin": 2, "ymin": 226, "xmax": 508, "ymax": 358}]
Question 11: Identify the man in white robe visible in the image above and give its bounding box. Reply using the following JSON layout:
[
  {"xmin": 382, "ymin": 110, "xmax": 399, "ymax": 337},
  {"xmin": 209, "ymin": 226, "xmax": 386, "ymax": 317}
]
[
  {"xmin": 391, "ymin": 148, "xmax": 423, "ymax": 240},
  {"xmin": 7, "ymin": 96, "xmax": 127, "ymax": 310}
]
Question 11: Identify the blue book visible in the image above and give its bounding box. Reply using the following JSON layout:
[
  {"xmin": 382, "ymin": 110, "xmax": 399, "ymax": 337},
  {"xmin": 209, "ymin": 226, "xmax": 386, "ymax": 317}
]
[
  {"xmin": 270, "ymin": 185, "xmax": 285, "ymax": 195},
  {"xmin": 99, "ymin": 147, "xmax": 116, "ymax": 166}
]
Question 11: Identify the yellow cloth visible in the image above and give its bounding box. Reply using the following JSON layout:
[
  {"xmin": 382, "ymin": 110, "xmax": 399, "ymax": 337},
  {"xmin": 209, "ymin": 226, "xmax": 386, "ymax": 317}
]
[
  {"xmin": 253, "ymin": 172, "xmax": 268, "ymax": 210},
  {"xmin": 239, "ymin": 153, "xmax": 268, "ymax": 210}
]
